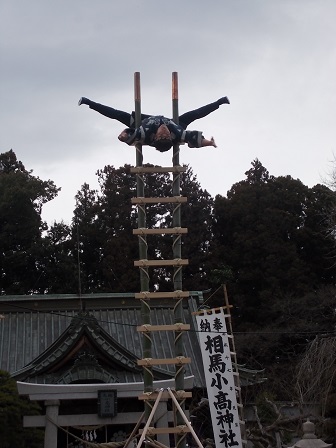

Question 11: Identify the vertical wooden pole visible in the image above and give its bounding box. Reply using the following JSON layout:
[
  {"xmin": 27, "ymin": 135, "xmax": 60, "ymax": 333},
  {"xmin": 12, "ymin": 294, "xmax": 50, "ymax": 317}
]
[
  {"xmin": 172, "ymin": 72, "xmax": 180, "ymax": 169},
  {"xmin": 134, "ymin": 72, "xmax": 152, "ymax": 418},
  {"xmin": 134, "ymin": 72, "xmax": 143, "ymax": 172},
  {"xmin": 172, "ymin": 72, "xmax": 182, "ymax": 290},
  {"xmin": 172, "ymin": 72, "xmax": 186, "ymax": 448}
]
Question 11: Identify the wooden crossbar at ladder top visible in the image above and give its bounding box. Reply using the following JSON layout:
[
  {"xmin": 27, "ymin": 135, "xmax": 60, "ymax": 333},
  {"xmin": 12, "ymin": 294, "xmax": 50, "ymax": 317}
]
[
  {"xmin": 131, "ymin": 196, "xmax": 187, "ymax": 204},
  {"xmin": 134, "ymin": 259, "xmax": 188, "ymax": 267},
  {"xmin": 137, "ymin": 357, "xmax": 191, "ymax": 366},
  {"xmin": 130, "ymin": 166, "xmax": 187, "ymax": 174},
  {"xmin": 134, "ymin": 291, "xmax": 189, "ymax": 299},
  {"xmin": 133, "ymin": 227, "xmax": 188, "ymax": 235}
]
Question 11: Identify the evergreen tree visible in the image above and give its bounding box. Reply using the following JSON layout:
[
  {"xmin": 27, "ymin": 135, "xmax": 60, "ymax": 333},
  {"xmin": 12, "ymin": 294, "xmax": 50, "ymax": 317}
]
[
  {"xmin": 0, "ymin": 370, "xmax": 43, "ymax": 447},
  {"xmin": 40, "ymin": 222, "xmax": 78, "ymax": 294},
  {"xmin": 212, "ymin": 159, "xmax": 336, "ymax": 323},
  {"xmin": 72, "ymin": 182, "xmax": 103, "ymax": 292},
  {"xmin": 71, "ymin": 164, "xmax": 214, "ymax": 293},
  {"xmin": 210, "ymin": 159, "xmax": 336, "ymax": 399},
  {"xmin": 179, "ymin": 167, "xmax": 214, "ymax": 290},
  {"xmin": 0, "ymin": 150, "xmax": 59, "ymax": 294}
]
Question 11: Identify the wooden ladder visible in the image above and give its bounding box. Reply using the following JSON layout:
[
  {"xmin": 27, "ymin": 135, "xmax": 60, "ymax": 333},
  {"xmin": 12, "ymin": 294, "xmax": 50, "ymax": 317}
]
[{"xmin": 131, "ymin": 72, "xmax": 198, "ymax": 448}]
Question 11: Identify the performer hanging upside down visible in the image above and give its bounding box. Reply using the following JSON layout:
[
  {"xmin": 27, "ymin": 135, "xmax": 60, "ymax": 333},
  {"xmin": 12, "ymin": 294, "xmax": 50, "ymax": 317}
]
[{"xmin": 78, "ymin": 96, "xmax": 230, "ymax": 152}]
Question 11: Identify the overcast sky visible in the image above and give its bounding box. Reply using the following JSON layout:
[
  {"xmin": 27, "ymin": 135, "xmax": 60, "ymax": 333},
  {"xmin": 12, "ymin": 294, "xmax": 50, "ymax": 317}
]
[{"xmin": 1, "ymin": 0, "xmax": 335, "ymax": 226}]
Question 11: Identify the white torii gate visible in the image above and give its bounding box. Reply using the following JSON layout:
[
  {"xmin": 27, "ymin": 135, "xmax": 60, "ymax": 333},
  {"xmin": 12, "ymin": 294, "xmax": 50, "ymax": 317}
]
[{"xmin": 17, "ymin": 376, "xmax": 194, "ymax": 448}]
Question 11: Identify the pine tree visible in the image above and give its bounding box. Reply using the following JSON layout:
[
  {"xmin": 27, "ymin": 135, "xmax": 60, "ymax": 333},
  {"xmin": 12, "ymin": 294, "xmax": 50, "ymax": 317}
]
[{"xmin": 0, "ymin": 150, "xmax": 59, "ymax": 294}]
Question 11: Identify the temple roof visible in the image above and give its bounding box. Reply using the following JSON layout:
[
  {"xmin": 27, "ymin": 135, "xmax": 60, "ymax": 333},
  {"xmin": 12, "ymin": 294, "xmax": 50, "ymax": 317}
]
[
  {"xmin": 11, "ymin": 310, "xmax": 172, "ymax": 384},
  {"xmin": 0, "ymin": 292, "xmax": 205, "ymax": 385},
  {"xmin": 0, "ymin": 292, "xmax": 264, "ymax": 387}
]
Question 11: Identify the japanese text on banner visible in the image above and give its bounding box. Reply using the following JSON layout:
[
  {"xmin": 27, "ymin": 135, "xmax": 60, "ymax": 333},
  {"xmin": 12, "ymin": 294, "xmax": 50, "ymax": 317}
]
[{"xmin": 196, "ymin": 309, "xmax": 242, "ymax": 448}]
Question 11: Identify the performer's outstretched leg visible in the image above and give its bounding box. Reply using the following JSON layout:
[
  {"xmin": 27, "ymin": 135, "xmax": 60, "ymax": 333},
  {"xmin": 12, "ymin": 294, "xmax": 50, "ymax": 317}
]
[
  {"xmin": 179, "ymin": 97, "xmax": 230, "ymax": 129},
  {"xmin": 78, "ymin": 98, "xmax": 132, "ymax": 127}
]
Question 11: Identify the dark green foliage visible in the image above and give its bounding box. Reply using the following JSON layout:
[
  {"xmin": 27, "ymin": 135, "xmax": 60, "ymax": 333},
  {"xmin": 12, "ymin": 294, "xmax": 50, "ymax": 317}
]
[
  {"xmin": 2, "ymin": 151, "xmax": 336, "ymax": 403},
  {"xmin": 154, "ymin": 166, "xmax": 214, "ymax": 291},
  {"xmin": 1, "ymin": 151, "xmax": 335, "ymax": 311},
  {"xmin": 180, "ymin": 167, "xmax": 214, "ymax": 290},
  {"xmin": 71, "ymin": 164, "xmax": 213, "ymax": 293},
  {"xmin": 72, "ymin": 181, "xmax": 106, "ymax": 292},
  {"xmin": 208, "ymin": 159, "xmax": 336, "ymax": 400},
  {"xmin": 0, "ymin": 157, "xmax": 204, "ymax": 295},
  {"xmin": 72, "ymin": 165, "xmax": 165, "ymax": 292},
  {"xmin": 211, "ymin": 159, "xmax": 336, "ymax": 323},
  {"xmin": 0, "ymin": 150, "xmax": 60, "ymax": 294},
  {"xmin": 39, "ymin": 222, "xmax": 79, "ymax": 294},
  {"xmin": 0, "ymin": 370, "xmax": 43, "ymax": 448}
]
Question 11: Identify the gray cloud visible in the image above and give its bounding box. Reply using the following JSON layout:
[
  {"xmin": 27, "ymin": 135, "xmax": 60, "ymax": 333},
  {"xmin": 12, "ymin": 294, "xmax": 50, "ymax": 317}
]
[{"xmin": 1, "ymin": 0, "xmax": 336, "ymax": 224}]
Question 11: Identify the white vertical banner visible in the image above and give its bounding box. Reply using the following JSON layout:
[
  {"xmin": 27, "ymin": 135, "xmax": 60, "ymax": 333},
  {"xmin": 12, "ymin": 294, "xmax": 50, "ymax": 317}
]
[{"xmin": 196, "ymin": 308, "xmax": 242, "ymax": 448}]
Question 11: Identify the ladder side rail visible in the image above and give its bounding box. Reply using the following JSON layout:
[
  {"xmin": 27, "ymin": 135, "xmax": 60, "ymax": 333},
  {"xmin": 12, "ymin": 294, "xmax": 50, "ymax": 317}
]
[
  {"xmin": 172, "ymin": 71, "xmax": 187, "ymax": 448},
  {"xmin": 134, "ymin": 72, "xmax": 153, "ymax": 417}
]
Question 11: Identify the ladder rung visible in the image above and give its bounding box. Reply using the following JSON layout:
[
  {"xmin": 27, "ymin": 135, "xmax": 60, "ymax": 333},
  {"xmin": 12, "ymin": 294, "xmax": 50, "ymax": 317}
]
[
  {"xmin": 135, "ymin": 291, "xmax": 189, "ymax": 299},
  {"xmin": 133, "ymin": 227, "xmax": 188, "ymax": 235},
  {"xmin": 137, "ymin": 357, "xmax": 191, "ymax": 366},
  {"xmin": 139, "ymin": 427, "xmax": 190, "ymax": 435},
  {"xmin": 137, "ymin": 324, "xmax": 190, "ymax": 332},
  {"xmin": 134, "ymin": 259, "xmax": 188, "ymax": 267},
  {"xmin": 138, "ymin": 391, "xmax": 192, "ymax": 400},
  {"xmin": 131, "ymin": 197, "xmax": 187, "ymax": 204},
  {"xmin": 130, "ymin": 166, "xmax": 187, "ymax": 174}
]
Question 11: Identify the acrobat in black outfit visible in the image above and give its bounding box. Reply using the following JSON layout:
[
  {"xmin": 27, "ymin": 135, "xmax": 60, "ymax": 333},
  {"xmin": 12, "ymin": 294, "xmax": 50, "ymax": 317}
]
[{"xmin": 78, "ymin": 96, "xmax": 230, "ymax": 152}]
